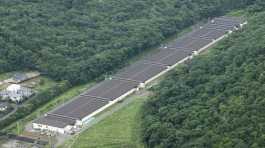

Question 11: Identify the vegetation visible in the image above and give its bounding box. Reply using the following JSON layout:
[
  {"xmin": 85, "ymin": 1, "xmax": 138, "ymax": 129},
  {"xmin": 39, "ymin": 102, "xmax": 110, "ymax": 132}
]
[
  {"xmin": 0, "ymin": 105, "xmax": 13, "ymax": 119},
  {"xmin": 0, "ymin": 0, "xmax": 263, "ymax": 143},
  {"xmin": 0, "ymin": 73, "xmax": 10, "ymax": 81},
  {"xmin": 141, "ymin": 5, "xmax": 265, "ymax": 148},
  {"xmin": 0, "ymin": 75, "xmax": 57, "ymax": 129},
  {"xmin": 61, "ymin": 96, "xmax": 146, "ymax": 148},
  {"xmin": 0, "ymin": 0, "xmax": 257, "ymax": 85},
  {"xmin": 0, "ymin": 0, "xmax": 259, "ymax": 131},
  {"xmin": 3, "ymin": 82, "xmax": 91, "ymax": 133},
  {"xmin": 27, "ymin": 77, "xmax": 56, "ymax": 91},
  {"xmin": 0, "ymin": 81, "xmax": 71, "ymax": 131}
]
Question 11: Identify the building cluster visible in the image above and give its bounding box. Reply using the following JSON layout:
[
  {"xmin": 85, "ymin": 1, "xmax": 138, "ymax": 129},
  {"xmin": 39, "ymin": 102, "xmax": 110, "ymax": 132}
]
[
  {"xmin": 0, "ymin": 72, "xmax": 38, "ymax": 103},
  {"xmin": 0, "ymin": 84, "xmax": 33, "ymax": 103}
]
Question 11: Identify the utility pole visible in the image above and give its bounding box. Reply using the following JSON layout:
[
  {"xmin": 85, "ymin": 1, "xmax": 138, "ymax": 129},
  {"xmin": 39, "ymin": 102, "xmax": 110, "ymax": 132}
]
[{"xmin": 48, "ymin": 135, "xmax": 54, "ymax": 148}]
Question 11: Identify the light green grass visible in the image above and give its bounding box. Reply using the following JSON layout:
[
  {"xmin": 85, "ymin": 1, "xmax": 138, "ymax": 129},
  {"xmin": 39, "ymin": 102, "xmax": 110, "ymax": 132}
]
[
  {"xmin": 61, "ymin": 97, "xmax": 146, "ymax": 148},
  {"xmin": 0, "ymin": 73, "xmax": 10, "ymax": 81},
  {"xmin": 227, "ymin": 9, "xmax": 246, "ymax": 17},
  {"xmin": 30, "ymin": 77, "xmax": 57, "ymax": 91},
  {"xmin": 4, "ymin": 82, "xmax": 93, "ymax": 133}
]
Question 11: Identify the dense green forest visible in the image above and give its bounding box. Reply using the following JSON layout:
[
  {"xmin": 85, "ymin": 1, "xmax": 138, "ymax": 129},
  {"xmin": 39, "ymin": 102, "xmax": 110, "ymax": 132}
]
[
  {"xmin": 0, "ymin": 0, "xmax": 257, "ymax": 85},
  {"xmin": 141, "ymin": 4, "xmax": 265, "ymax": 148}
]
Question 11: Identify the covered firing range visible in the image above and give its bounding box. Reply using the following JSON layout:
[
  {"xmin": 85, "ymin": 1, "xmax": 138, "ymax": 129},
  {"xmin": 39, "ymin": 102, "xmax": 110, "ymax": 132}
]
[{"xmin": 33, "ymin": 16, "xmax": 247, "ymax": 134}]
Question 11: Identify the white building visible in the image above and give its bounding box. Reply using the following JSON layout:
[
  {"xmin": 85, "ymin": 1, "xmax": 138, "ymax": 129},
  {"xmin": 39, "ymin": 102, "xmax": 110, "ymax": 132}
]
[
  {"xmin": 0, "ymin": 84, "xmax": 33, "ymax": 103},
  {"xmin": 33, "ymin": 114, "xmax": 76, "ymax": 134}
]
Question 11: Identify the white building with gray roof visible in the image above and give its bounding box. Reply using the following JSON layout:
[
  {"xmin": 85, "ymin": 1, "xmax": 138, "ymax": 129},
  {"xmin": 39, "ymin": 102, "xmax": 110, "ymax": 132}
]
[{"xmin": 0, "ymin": 84, "xmax": 34, "ymax": 103}]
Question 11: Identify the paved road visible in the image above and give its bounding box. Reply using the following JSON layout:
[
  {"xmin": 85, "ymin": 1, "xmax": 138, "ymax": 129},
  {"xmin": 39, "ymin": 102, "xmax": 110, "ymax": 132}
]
[{"xmin": 0, "ymin": 105, "xmax": 18, "ymax": 122}]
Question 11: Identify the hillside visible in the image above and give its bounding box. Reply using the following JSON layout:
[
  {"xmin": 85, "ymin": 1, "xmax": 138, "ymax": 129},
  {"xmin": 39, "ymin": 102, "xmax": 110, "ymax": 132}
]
[
  {"xmin": 141, "ymin": 5, "xmax": 265, "ymax": 148},
  {"xmin": 0, "ymin": 0, "xmax": 256, "ymax": 85}
]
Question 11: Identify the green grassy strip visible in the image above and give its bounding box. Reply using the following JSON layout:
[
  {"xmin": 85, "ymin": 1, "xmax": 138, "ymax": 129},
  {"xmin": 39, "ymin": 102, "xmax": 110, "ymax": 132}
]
[{"xmin": 61, "ymin": 96, "xmax": 146, "ymax": 148}]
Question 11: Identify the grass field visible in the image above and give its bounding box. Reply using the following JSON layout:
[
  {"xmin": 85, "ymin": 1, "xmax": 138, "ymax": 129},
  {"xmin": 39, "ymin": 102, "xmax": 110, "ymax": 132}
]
[
  {"xmin": 0, "ymin": 72, "xmax": 12, "ymax": 81},
  {"xmin": 27, "ymin": 76, "xmax": 57, "ymax": 91},
  {"xmin": 61, "ymin": 96, "xmax": 147, "ymax": 148}
]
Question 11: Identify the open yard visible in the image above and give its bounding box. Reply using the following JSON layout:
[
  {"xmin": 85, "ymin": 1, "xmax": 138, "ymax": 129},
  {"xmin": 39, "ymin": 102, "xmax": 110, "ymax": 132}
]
[
  {"xmin": 0, "ymin": 74, "xmax": 58, "ymax": 129},
  {"xmin": 61, "ymin": 96, "xmax": 147, "ymax": 148}
]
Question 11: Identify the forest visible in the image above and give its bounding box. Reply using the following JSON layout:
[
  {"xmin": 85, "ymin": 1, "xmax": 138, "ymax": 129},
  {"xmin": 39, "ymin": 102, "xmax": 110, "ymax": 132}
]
[
  {"xmin": 0, "ymin": 0, "xmax": 258, "ymax": 85},
  {"xmin": 141, "ymin": 3, "xmax": 265, "ymax": 148}
]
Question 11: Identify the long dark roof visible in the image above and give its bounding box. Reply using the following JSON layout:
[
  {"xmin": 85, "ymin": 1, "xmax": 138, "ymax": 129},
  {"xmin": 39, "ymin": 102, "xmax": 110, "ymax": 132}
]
[
  {"xmin": 50, "ymin": 96, "xmax": 108, "ymax": 120},
  {"xmin": 34, "ymin": 16, "xmax": 245, "ymax": 129},
  {"xmin": 34, "ymin": 114, "xmax": 76, "ymax": 128}
]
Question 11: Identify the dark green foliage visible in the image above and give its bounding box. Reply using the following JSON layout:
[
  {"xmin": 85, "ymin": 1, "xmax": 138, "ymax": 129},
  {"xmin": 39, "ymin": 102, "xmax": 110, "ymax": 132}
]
[
  {"xmin": 0, "ymin": 0, "xmax": 255, "ymax": 85},
  {"xmin": 141, "ymin": 11, "xmax": 265, "ymax": 148}
]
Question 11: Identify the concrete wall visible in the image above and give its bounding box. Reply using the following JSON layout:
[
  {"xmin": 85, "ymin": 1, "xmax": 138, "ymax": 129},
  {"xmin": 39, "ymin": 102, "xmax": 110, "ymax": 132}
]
[{"xmin": 32, "ymin": 123, "xmax": 65, "ymax": 134}]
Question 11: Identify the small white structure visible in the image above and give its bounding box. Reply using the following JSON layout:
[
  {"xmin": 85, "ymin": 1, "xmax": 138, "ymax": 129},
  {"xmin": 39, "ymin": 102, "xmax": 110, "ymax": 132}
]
[
  {"xmin": 7, "ymin": 84, "xmax": 21, "ymax": 92},
  {"xmin": 0, "ymin": 84, "xmax": 33, "ymax": 103},
  {"xmin": 192, "ymin": 51, "xmax": 199, "ymax": 56},
  {"xmin": 0, "ymin": 103, "xmax": 8, "ymax": 112}
]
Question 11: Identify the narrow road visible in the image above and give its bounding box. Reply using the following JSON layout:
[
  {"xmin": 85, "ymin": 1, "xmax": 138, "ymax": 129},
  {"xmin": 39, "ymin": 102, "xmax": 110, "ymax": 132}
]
[{"xmin": 0, "ymin": 105, "xmax": 18, "ymax": 122}]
